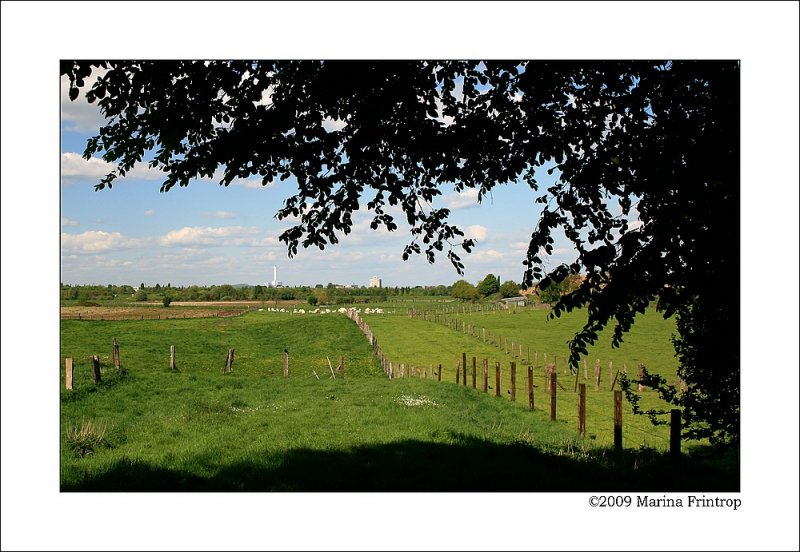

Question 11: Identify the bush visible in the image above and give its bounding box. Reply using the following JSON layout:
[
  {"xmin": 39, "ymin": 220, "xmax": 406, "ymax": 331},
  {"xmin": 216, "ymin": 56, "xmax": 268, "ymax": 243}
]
[
  {"xmin": 162, "ymin": 296, "xmax": 172, "ymax": 307},
  {"xmin": 308, "ymin": 295, "xmax": 318, "ymax": 306}
]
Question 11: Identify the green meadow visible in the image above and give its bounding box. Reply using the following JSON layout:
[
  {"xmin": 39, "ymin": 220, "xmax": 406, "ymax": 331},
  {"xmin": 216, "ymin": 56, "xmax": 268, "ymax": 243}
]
[{"xmin": 60, "ymin": 307, "xmax": 737, "ymax": 491}]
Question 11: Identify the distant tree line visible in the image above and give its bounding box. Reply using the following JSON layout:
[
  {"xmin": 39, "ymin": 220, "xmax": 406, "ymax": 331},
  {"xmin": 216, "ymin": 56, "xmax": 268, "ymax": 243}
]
[
  {"xmin": 60, "ymin": 282, "xmax": 453, "ymax": 305},
  {"xmin": 449, "ymin": 273, "xmax": 579, "ymax": 304}
]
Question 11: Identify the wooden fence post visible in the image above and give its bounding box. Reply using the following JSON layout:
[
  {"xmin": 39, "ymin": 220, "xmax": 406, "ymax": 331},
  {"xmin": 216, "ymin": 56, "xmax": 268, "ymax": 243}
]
[
  {"xmin": 438, "ymin": 363, "xmax": 442, "ymax": 382},
  {"xmin": 389, "ymin": 362, "xmax": 393, "ymax": 379},
  {"xmin": 283, "ymin": 350, "xmax": 289, "ymax": 377},
  {"xmin": 594, "ymin": 359, "xmax": 601, "ymax": 391},
  {"xmin": 90, "ymin": 355, "xmax": 101, "ymax": 383},
  {"xmin": 637, "ymin": 363, "xmax": 646, "ymax": 392},
  {"xmin": 482, "ymin": 359, "xmax": 488, "ymax": 393},
  {"xmin": 65, "ymin": 357, "xmax": 73, "ymax": 391},
  {"xmin": 670, "ymin": 409, "xmax": 682, "ymax": 462},
  {"xmin": 510, "ymin": 362, "xmax": 516, "ymax": 402},
  {"xmin": 225, "ymin": 348, "xmax": 235, "ymax": 374},
  {"xmin": 495, "ymin": 362, "xmax": 501, "ymax": 397},
  {"xmin": 583, "ymin": 358, "xmax": 588, "ymax": 380},
  {"xmin": 456, "ymin": 362, "xmax": 460, "ymax": 384},
  {"xmin": 610, "ymin": 370, "xmax": 620, "ymax": 391},
  {"xmin": 549, "ymin": 371, "xmax": 557, "ymax": 421},
  {"xmin": 614, "ymin": 390, "xmax": 623, "ymax": 452},
  {"xmin": 578, "ymin": 383, "xmax": 586, "ymax": 437},
  {"xmin": 338, "ymin": 356, "xmax": 345, "ymax": 378},
  {"xmin": 170, "ymin": 345, "xmax": 176, "ymax": 371},
  {"xmin": 462, "ymin": 353, "xmax": 467, "ymax": 386},
  {"xmin": 113, "ymin": 338, "xmax": 120, "ymax": 371},
  {"xmin": 527, "ymin": 366, "xmax": 534, "ymax": 410},
  {"xmin": 472, "ymin": 357, "xmax": 477, "ymax": 389}
]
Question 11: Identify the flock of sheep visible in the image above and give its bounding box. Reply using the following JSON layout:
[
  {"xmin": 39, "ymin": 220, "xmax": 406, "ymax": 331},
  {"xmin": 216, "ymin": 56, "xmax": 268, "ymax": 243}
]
[{"xmin": 257, "ymin": 306, "xmax": 391, "ymax": 315}]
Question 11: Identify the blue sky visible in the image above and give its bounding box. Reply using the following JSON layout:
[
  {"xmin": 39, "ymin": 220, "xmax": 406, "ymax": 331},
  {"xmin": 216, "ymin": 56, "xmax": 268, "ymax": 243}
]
[{"xmin": 61, "ymin": 72, "xmax": 578, "ymax": 288}]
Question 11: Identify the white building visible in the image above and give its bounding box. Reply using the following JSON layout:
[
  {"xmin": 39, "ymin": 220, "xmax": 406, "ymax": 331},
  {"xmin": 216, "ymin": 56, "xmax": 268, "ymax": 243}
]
[
  {"xmin": 369, "ymin": 276, "xmax": 382, "ymax": 288},
  {"xmin": 268, "ymin": 265, "xmax": 283, "ymax": 288}
]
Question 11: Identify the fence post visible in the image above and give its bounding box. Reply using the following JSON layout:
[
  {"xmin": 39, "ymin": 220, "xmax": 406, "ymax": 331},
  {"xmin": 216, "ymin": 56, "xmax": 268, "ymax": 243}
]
[
  {"xmin": 583, "ymin": 358, "xmax": 588, "ymax": 380},
  {"xmin": 462, "ymin": 353, "xmax": 467, "ymax": 386},
  {"xmin": 670, "ymin": 409, "xmax": 682, "ymax": 463},
  {"xmin": 283, "ymin": 350, "xmax": 289, "ymax": 377},
  {"xmin": 90, "ymin": 355, "xmax": 101, "ymax": 383},
  {"xmin": 510, "ymin": 362, "xmax": 516, "ymax": 402},
  {"xmin": 594, "ymin": 359, "xmax": 601, "ymax": 391},
  {"xmin": 65, "ymin": 357, "xmax": 73, "ymax": 391},
  {"xmin": 225, "ymin": 348, "xmax": 235, "ymax": 374},
  {"xmin": 638, "ymin": 363, "xmax": 646, "ymax": 392},
  {"xmin": 578, "ymin": 383, "xmax": 586, "ymax": 437},
  {"xmin": 482, "ymin": 359, "xmax": 488, "ymax": 393},
  {"xmin": 527, "ymin": 366, "xmax": 534, "ymax": 410},
  {"xmin": 456, "ymin": 362, "xmax": 460, "ymax": 384},
  {"xmin": 472, "ymin": 357, "xmax": 477, "ymax": 389},
  {"xmin": 338, "ymin": 356, "xmax": 345, "ymax": 378},
  {"xmin": 614, "ymin": 390, "xmax": 623, "ymax": 452},
  {"xmin": 170, "ymin": 345, "xmax": 176, "ymax": 371},
  {"xmin": 438, "ymin": 363, "xmax": 442, "ymax": 382},
  {"xmin": 113, "ymin": 338, "xmax": 120, "ymax": 371},
  {"xmin": 549, "ymin": 371, "xmax": 557, "ymax": 421},
  {"xmin": 495, "ymin": 362, "xmax": 501, "ymax": 397}
]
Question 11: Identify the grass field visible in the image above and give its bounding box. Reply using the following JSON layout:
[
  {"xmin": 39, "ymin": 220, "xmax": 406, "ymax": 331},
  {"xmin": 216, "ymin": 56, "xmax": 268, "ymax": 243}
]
[
  {"xmin": 362, "ymin": 305, "xmax": 683, "ymax": 451},
  {"xmin": 60, "ymin": 306, "xmax": 738, "ymax": 491}
]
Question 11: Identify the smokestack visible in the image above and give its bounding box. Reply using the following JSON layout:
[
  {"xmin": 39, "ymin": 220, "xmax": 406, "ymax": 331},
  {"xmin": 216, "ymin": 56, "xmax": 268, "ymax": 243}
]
[{"xmin": 273, "ymin": 265, "xmax": 277, "ymax": 283}]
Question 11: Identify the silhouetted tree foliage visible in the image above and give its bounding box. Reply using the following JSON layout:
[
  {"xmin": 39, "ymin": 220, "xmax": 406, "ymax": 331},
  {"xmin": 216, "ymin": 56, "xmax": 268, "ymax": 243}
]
[{"xmin": 62, "ymin": 60, "xmax": 739, "ymax": 444}]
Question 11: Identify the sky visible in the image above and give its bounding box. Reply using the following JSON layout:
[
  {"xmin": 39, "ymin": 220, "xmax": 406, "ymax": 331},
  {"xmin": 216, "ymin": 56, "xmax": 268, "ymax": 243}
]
[
  {"xmin": 60, "ymin": 77, "xmax": 575, "ymax": 289},
  {"xmin": 3, "ymin": 2, "xmax": 800, "ymax": 552}
]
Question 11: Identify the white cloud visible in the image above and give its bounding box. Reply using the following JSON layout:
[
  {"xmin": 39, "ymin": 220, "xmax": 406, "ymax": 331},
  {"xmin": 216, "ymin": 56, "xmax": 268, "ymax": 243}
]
[
  {"xmin": 144, "ymin": 209, "xmax": 155, "ymax": 217},
  {"xmin": 443, "ymin": 188, "xmax": 480, "ymax": 210},
  {"xmin": 61, "ymin": 230, "xmax": 145, "ymax": 253},
  {"xmin": 61, "ymin": 152, "xmax": 163, "ymax": 184},
  {"xmin": 158, "ymin": 226, "xmax": 265, "ymax": 247},
  {"xmin": 465, "ymin": 224, "xmax": 488, "ymax": 241},
  {"xmin": 202, "ymin": 211, "xmax": 236, "ymax": 219},
  {"xmin": 230, "ymin": 177, "xmax": 273, "ymax": 189},
  {"xmin": 60, "ymin": 70, "xmax": 107, "ymax": 133},
  {"xmin": 61, "ymin": 217, "xmax": 79, "ymax": 227},
  {"xmin": 470, "ymin": 249, "xmax": 506, "ymax": 263},
  {"xmin": 322, "ymin": 117, "xmax": 348, "ymax": 133}
]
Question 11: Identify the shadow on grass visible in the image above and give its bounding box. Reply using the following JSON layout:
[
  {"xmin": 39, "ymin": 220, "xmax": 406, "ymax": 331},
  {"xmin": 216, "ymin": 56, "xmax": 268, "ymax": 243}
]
[{"xmin": 62, "ymin": 435, "xmax": 738, "ymax": 492}]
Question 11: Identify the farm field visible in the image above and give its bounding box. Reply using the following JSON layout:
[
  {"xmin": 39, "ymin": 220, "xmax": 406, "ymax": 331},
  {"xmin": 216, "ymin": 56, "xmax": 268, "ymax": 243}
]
[
  {"xmin": 362, "ymin": 305, "xmax": 683, "ymax": 451},
  {"xmin": 60, "ymin": 306, "xmax": 738, "ymax": 491}
]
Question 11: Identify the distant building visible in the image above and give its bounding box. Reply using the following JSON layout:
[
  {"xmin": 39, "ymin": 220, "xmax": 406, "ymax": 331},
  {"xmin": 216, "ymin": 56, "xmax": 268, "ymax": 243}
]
[
  {"xmin": 369, "ymin": 276, "xmax": 382, "ymax": 288},
  {"xmin": 268, "ymin": 265, "xmax": 283, "ymax": 288},
  {"xmin": 498, "ymin": 296, "xmax": 527, "ymax": 308}
]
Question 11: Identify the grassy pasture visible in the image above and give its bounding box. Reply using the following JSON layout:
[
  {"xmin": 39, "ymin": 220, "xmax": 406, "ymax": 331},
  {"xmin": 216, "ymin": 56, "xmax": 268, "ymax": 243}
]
[
  {"xmin": 60, "ymin": 308, "xmax": 736, "ymax": 491},
  {"xmin": 363, "ymin": 306, "xmax": 685, "ymax": 451}
]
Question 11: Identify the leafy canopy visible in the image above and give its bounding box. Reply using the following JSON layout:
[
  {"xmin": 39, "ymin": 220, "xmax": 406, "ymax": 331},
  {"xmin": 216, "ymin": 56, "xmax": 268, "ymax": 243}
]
[{"xmin": 62, "ymin": 60, "xmax": 739, "ymax": 444}]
